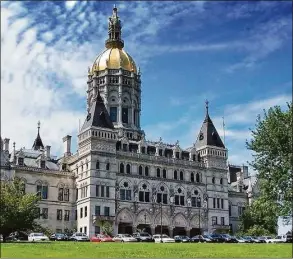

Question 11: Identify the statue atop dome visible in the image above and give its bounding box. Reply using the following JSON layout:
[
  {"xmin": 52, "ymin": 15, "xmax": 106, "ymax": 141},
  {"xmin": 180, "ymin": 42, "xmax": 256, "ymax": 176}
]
[{"xmin": 105, "ymin": 6, "xmax": 124, "ymax": 49}]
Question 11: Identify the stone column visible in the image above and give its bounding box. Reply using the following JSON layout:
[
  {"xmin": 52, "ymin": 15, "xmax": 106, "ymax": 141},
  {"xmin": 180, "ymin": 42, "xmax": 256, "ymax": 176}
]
[
  {"xmin": 151, "ymin": 225, "xmax": 155, "ymax": 235},
  {"xmin": 189, "ymin": 152, "xmax": 193, "ymax": 161},
  {"xmin": 132, "ymin": 225, "xmax": 137, "ymax": 234},
  {"xmin": 168, "ymin": 227, "xmax": 174, "ymax": 238},
  {"xmin": 155, "ymin": 146, "xmax": 159, "ymax": 156},
  {"xmin": 185, "ymin": 228, "xmax": 191, "ymax": 237},
  {"xmin": 113, "ymin": 223, "xmax": 119, "ymax": 235}
]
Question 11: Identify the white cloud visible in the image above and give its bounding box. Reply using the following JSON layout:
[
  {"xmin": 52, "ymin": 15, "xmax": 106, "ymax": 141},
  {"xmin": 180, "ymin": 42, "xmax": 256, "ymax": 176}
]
[{"xmin": 65, "ymin": 1, "xmax": 78, "ymax": 10}]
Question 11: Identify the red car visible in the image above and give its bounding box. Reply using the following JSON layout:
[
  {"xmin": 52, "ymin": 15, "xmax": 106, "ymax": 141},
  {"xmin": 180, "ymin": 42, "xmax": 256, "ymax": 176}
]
[{"xmin": 90, "ymin": 234, "xmax": 114, "ymax": 243}]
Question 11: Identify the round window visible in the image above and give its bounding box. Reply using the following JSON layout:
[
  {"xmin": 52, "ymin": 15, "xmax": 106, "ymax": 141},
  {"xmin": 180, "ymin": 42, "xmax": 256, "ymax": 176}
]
[
  {"xmin": 194, "ymin": 190, "xmax": 199, "ymax": 195},
  {"xmin": 142, "ymin": 184, "xmax": 147, "ymax": 190},
  {"xmin": 178, "ymin": 188, "xmax": 182, "ymax": 194},
  {"xmin": 123, "ymin": 182, "xmax": 128, "ymax": 188},
  {"xmin": 160, "ymin": 186, "xmax": 164, "ymax": 192}
]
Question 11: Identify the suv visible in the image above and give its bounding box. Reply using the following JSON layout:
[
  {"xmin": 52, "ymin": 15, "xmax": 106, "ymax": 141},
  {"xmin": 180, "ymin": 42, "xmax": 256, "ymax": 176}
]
[{"xmin": 132, "ymin": 232, "xmax": 153, "ymax": 242}]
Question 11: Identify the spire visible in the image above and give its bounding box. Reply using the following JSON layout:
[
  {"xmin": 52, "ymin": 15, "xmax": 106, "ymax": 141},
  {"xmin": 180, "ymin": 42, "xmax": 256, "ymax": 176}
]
[
  {"xmin": 105, "ymin": 6, "xmax": 124, "ymax": 49},
  {"xmin": 81, "ymin": 90, "xmax": 114, "ymax": 131},
  {"xmin": 195, "ymin": 101, "xmax": 225, "ymax": 149},
  {"xmin": 32, "ymin": 121, "xmax": 45, "ymax": 150}
]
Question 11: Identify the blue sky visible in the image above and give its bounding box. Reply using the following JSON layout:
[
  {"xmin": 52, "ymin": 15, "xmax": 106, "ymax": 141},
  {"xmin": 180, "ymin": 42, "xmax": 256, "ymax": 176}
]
[{"xmin": 1, "ymin": 1, "xmax": 292, "ymax": 171}]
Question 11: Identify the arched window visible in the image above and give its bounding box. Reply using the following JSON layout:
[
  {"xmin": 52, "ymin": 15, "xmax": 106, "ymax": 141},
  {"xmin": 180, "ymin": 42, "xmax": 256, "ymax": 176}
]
[
  {"xmin": 120, "ymin": 181, "xmax": 132, "ymax": 201},
  {"xmin": 163, "ymin": 169, "xmax": 167, "ymax": 179},
  {"xmin": 96, "ymin": 161, "xmax": 100, "ymax": 169},
  {"xmin": 126, "ymin": 164, "xmax": 131, "ymax": 174},
  {"xmin": 180, "ymin": 171, "xmax": 184, "ymax": 181},
  {"xmin": 145, "ymin": 166, "xmax": 149, "ymax": 176},
  {"xmin": 196, "ymin": 173, "xmax": 200, "ymax": 183},
  {"xmin": 157, "ymin": 168, "xmax": 161, "ymax": 178},
  {"xmin": 191, "ymin": 173, "xmax": 194, "ymax": 182},
  {"xmin": 106, "ymin": 163, "xmax": 110, "ymax": 171},
  {"xmin": 139, "ymin": 165, "xmax": 143, "ymax": 175},
  {"xmin": 138, "ymin": 183, "xmax": 150, "ymax": 202},
  {"xmin": 191, "ymin": 189, "xmax": 201, "ymax": 207},
  {"xmin": 156, "ymin": 185, "xmax": 168, "ymax": 204},
  {"xmin": 174, "ymin": 170, "xmax": 178, "ymax": 180},
  {"xmin": 36, "ymin": 182, "xmax": 48, "ymax": 200},
  {"xmin": 220, "ymin": 178, "xmax": 223, "ymax": 185},
  {"xmin": 120, "ymin": 163, "xmax": 124, "ymax": 173},
  {"xmin": 212, "ymin": 177, "xmax": 215, "ymax": 184},
  {"xmin": 175, "ymin": 187, "xmax": 185, "ymax": 206}
]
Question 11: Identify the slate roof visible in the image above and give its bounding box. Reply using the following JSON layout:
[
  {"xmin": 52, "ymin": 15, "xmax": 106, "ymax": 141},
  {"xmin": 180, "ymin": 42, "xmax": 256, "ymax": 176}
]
[
  {"xmin": 81, "ymin": 91, "xmax": 114, "ymax": 131},
  {"xmin": 195, "ymin": 107, "xmax": 225, "ymax": 149},
  {"xmin": 32, "ymin": 123, "xmax": 44, "ymax": 151}
]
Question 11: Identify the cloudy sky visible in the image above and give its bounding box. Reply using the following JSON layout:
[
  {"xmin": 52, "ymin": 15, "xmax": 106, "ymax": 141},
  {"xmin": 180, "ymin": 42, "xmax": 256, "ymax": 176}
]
[{"xmin": 1, "ymin": 1, "xmax": 292, "ymax": 170}]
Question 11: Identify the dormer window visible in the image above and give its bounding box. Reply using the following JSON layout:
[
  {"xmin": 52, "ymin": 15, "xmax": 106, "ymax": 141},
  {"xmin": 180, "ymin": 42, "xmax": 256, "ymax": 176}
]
[
  {"xmin": 18, "ymin": 157, "xmax": 24, "ymax": 166},
  {"xmin": 40, "ymin": 160, "xmax": 46, "ymax": 169}
]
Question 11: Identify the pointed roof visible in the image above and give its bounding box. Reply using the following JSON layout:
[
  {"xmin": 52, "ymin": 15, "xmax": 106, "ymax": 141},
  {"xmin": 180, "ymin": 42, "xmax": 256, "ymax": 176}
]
[
  {"xmin": 32, "ymin": 121, "xmax": 44, "ymax": 150},
  {"xmin": 81, "ymin": 91, "xmax": 114, "ymax": 131},
  {"xmin": 195, "ymin": 100, "xmax": 225, "ymax": 149}
]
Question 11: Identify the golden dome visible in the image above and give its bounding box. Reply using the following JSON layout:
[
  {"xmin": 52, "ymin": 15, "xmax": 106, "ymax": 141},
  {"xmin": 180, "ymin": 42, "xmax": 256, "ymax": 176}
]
[{"xmin": 91, "ymin": 48, "xmax": 137, "ymax": 74}]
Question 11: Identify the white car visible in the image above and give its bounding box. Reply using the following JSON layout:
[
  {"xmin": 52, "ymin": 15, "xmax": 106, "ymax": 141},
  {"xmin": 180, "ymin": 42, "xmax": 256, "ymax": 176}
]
[
  {"xmin": 69, "ymin": 233, "xmax": 89, "ymax": 241},
  {"xmin": 28, "ymin": 233, "xmax": 49, "ymax": 242},
  {"xmin": 153, "ymin": 234, "xmax": 175, "ymax": 243},
  {"xmin": 261, "ymin": 236, "xmax": 273, "ymax": 243},
  {"xmin": 270, "ymin": 235, "xmax": 286, "ymax": 243},
  {"xmin": 112, "ymin": 234, "xmax": 137, "ymax": 242}
]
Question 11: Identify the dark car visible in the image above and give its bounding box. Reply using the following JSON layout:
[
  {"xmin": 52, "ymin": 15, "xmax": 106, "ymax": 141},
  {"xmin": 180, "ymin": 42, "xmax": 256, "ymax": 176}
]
[
  {"xmin": 221, "ymin": 234, "xmax": 238, "ymax": 243},
  {"xmin": 50, "ymin": 233, "xmax": 68, "ymax": 241},
  {"xmin": 174, "ymin": 235, "xmax": 190, "ymax": 243},
  {"xmin": 190, "ymin": 235, "xmax": 212, "ymax": 243},
  {"xmin": 202, "ymin": 234, "xmax": 217, "ymax": 242},
  {"xmin": 132, "ymin": 232, "xmax": 153, "ymax": 242},
  {"xmin": 210, "ymin": 233, "xmax": 226, "ymax": 243},
  {"xmin": 6, "ymin": 232, "xmax": 28, "ymax": 241},
  {"xmin": 243, "ymin": 236, "xmax": 254, "ymax": 243}
]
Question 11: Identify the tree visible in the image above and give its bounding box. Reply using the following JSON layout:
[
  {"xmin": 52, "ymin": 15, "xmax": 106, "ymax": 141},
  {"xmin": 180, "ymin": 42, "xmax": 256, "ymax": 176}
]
[
  {"xmin": 96, "ymin": 220, "xmax": 113, "ymax": 236},
  {"xmin": 246, "ymin": 103, "xmax": 292, "ymax": 215},
  {"xmin": 237, "ymin": 197, "xmax": 278, "ymax": 235},
  {"xmin": 0, "ymin": 178, "xmax": 40, "ymax": 241}
]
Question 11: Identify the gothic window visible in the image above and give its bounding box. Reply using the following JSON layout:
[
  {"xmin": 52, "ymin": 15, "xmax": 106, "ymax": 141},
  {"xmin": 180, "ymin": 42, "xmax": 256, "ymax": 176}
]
[
  {"xmin": 138, "ymin": 183, "xmax": 150, "ymax": 202},
  {"xmin": 120, "ymin": 163, "xmax": 124, "ymax": 173},
  {"xmin": 36, "ymin": 182, "xmax": 48, "ymax": 200},
  {"xmin": 163, "ymin": 169, "xmax": 167, "ymax": 179},
  {"xmin": 174, "ymin": 187, "xmax": 185, "ymax": 206},
  {"xmin": 57, "ymin": 209, "xmax": 62, "ymax": 221},
  {"xmin": 126, "ymin": 164, "xmax": 131, "ymax": 174},
  {"xmin": 212, "ymin": 216, "xmax": 217, "ymax": 226},
  {"xmin": 122, "ymin": 108, "xmax": 128, "ymax": 124},
  {"xmin": 145, "ymin": 166, "xmax": 149, "ymax": 177},
  {"xmin": 106, "ymin": 163, "xmax": 110, "ymax": 171},
  {"xmin": 157, "ymin": 168, "xmax": 161, "ymax": 178},
  {"xmin": 180, "ymin": 171, "xmax": 184, "ymax": 181},
  {"xmin": 191, "ymin": 173, "xmax": 194, "ymax": 182},
  {"xmin": 221, "ymin": 199, "xmax": 224, "ymax": 209},
  {"xmin": 238, "ymin": 205, "xmax": 245, "ymax": 216},
  {"xmin": 139, "ymin": 165, "xmax": 143, "ymax": 175},
  {"xmin": 212, "ymin": 177, "xmax": 215, "ymax": 184},
  {"xmin": 174, "ymin": 170, "xmax": 178, "ymax": 180},
  {"xmin": 58, "ymin": 186, "xmax": 64, "ymax": 201},
  {"xmin": 156, "ymin": 185, "xmax": 168, "ymax": 204},
  {"xmin": 191, "ymin": 189, "xmax": 201, "ymax": 207},
  {"xmin": 119, "ymin": 181, "xmax": 132, "ymax": 201},
  {"xmin": 96, "ymin": 161, "xmax": 100, "ymax": 169},
  {"xmin": 42, "ymin": 208, "xmax": 48, "ymax": 219},
  {"xmin": 196, "ymin": 173, "xmax": 200, "ymax": 183},
  {"xmin": 110, "ymin": 107, "xmax": 117, "ymax": 122},
  {"xmin": 64, "ymin": 210, "xmax": 70, "ymax": 221},
  {"xmin": 64, "ymin": 188, "xmax": 69, "ymax": 201},
  {"xmin": 220, "ymin": 178, "xmax": 223, "ymax": 185}
]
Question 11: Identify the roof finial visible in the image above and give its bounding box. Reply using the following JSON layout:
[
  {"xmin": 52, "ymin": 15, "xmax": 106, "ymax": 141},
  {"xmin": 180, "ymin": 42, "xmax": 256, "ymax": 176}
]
[
  {"xmin": 37, "ymin": 121, "xmax": 41, "ymax": 134},
  {"xmin": 205, "ymin": 99, "xmax": 209, "ymax": 114}
]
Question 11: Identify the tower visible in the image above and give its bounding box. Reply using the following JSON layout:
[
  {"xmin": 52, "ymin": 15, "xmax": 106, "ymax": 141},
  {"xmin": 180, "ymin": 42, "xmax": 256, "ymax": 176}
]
[{"xmin": 86, "ymin": 6, "xmax": 142, "ymax": 141}]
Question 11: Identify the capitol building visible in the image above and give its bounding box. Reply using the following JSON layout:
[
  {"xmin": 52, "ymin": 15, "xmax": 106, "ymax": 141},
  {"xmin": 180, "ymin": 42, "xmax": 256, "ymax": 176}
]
[{"xmin": 0, "ymin": 7, "xmax": 258, "ymax": 237}]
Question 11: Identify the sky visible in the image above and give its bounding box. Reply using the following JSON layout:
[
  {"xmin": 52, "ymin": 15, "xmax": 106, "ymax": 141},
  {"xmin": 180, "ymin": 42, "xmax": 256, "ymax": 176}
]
[{"xmin": 1, "ymin": 1, "xmax": 292, "ymax": 171}]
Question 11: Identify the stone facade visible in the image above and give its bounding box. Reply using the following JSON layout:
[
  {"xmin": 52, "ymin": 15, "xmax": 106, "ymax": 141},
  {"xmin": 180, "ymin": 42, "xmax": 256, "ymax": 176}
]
[{"xmin": 0, "ymin": 7, "xmax": 258, "ymax": 238}]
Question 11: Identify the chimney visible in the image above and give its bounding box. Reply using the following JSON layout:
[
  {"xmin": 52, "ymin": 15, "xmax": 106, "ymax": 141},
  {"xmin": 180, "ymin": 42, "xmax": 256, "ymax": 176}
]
[
  {"xmin": 45, "ymin": 145, "xmax": 51, "ymax": 159},
  {"xmin": 63, "ymin": 135, "xmax": 72, "ymax": 156},
  {"xmin": 3, "ymin": 138, "xmax": 10, "ymax": 152}
]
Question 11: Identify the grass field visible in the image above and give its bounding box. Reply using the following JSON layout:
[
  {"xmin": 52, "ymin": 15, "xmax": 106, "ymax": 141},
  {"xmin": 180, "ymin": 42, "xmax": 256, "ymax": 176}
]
[{"xmin": 1, "ymin": 242, "xmax": 292, "ymax": 258}]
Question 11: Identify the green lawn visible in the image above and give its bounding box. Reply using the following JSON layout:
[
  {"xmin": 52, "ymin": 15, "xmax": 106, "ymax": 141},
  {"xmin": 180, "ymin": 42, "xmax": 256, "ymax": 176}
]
[{"xmin": 1, "ymin": 242, "xmax": 292, "ymax": 258}]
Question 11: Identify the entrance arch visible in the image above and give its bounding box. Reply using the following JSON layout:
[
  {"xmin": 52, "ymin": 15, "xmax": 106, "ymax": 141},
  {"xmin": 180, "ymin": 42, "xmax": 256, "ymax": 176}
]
[
  {"xmin": 136, "ymin": 209, "xmax": 152, "ymax": 234},
  {"xmin": 172, "ymin": 213, "xmax": 188, "ymax": 236},
  {"xmin": 116, "ymin": 208, "xmax": 134, "ymax": 234}
]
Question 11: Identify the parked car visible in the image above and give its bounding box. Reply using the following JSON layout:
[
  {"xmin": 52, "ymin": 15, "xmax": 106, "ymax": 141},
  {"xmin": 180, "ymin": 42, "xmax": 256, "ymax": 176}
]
[
  {"xmin": 132, "ymin": 232, "xmax": 153, "ymax": 242},
  {"xmin": 112, "ymin": 234, "xmax": 137, "ymax": 242},
  {"xmin": 249, "ymin": 236, "xmax": 262, "ymax": 243},
  {"xmin": 6, "ymin": 231, "xmax": 28, "ymax": 241},
  {"xmin": 221, "ymin": 234, "xmax": 238, "ymax": 243},
  {"xmin": 50, "ymin": 233, "xmax": 68, "ymax": 241},
  {"xmin": 202, "ymin": 234, "xmax": 216, "ymax": 242},
  {"xmin": 210, "ymin": 233, "xmax": 226, "ymax": 243},
  {"xmin": 257, "ymin": 236, "xmax": 268, "ymax": 243},
  {"xmin": 90, "ymin": 234, "xmax": 114, "ymax": 242},
  {"xmin": 260, "ymin": 236, "xmax": 273, "ymax": 243},
  {"xmin": 69, "ymin": 233, "xmax": 90, "ymax": 242},
  {"xmin": 190, "ymin": 235, "xmax": 212, "ymax": 243},
  {"xmin": 285, "ymin": 234, "xmax": 292, "ymax": 243},
  {"xmin": 153, "ymin": 234, "xmax": 175, "ymax": 243},
  {"xmin": 242, "ymin": 236, "xmax": 255, "ymax": 243},
  {"xmin": 270, "ymin": 235, "xmax": 287, "ymax": 243},
  {"xmin": 28, "ymin": 233, "xmax": 49, "ymax": 242},
  {"xmin": 174, "ymin": 235, "xmax": 190, "ymax": 243},
  {"xmin": 233, "ymin": 236, "xmax": 247, "ymax": 243}
]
